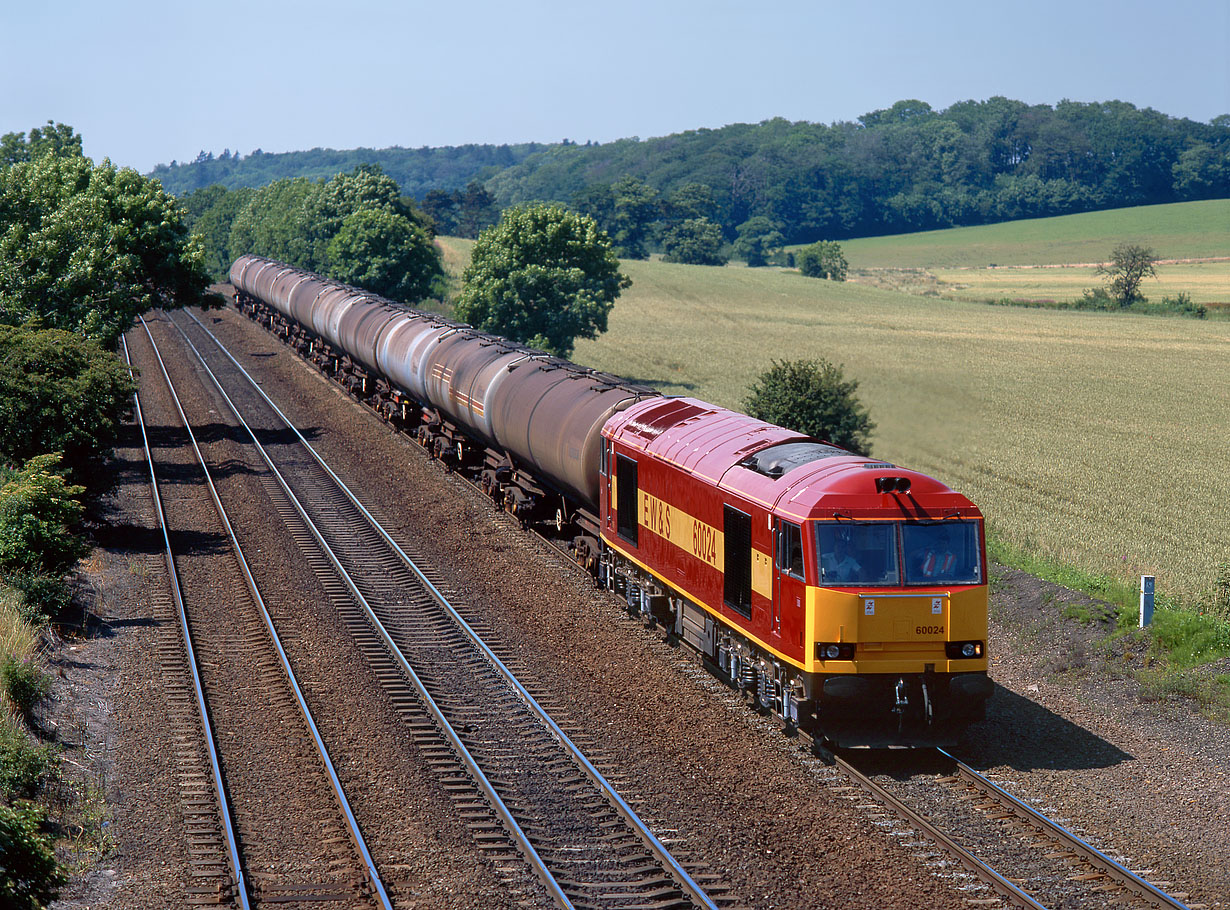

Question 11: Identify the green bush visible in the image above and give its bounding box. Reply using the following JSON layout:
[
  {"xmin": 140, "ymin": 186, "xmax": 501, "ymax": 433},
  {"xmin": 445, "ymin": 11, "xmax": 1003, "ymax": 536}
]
[
  {"xmin": 6, "ymin": 575, "xmax": 71, "ymax": 626},
  {"xmin": 0, "ymin": 453, "xmax": 88, "ymax": 580},
  {"xmin": 0, "ymin": 720, "xmax": 58, "ymax": 799},
  {"xmin": 1158, "ymin": 291, "xmax": 1207, "ymax": 318},
  {"xmin": 744, "ymin": 358, "xmax": 875, "ymax": 455},
  {"xmin": 1, "ymin": 658, "xmax": 50, "ymax": 719},
  {"xmin": 796, "ymin": 240, "xmax": 848, "ymax": 281},
  {"xmin": 0, "ymin": 802, "xmax": 65, "ymax": 910},
  {"xmin": 0, "ymin": 325, "xmax": 136, "ymax": 494}
]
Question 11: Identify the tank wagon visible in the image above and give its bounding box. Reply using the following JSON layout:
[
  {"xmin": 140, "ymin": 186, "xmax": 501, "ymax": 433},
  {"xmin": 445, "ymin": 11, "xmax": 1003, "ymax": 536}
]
[{"xmin": 229, "ymin": 254, "xmax": 993, "ymax": 745}]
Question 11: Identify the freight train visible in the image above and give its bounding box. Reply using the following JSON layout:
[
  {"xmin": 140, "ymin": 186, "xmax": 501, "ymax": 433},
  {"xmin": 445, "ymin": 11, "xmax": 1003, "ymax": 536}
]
[{"xmin": 228, "ymin": 254, "xmax": 993, "ymax": 746}]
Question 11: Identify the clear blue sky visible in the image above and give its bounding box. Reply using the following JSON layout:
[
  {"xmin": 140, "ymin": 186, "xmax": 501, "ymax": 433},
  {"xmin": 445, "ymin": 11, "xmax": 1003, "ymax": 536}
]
[{"xmin": 3, "ymin": 0, "xmax": 1227, "ymax": 175}]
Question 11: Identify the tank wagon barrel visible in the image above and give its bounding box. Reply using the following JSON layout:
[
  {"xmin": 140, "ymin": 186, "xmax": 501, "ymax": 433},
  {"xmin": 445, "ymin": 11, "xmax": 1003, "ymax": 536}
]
[{"xmin": 229, "ymin": 254, "xmax": 659, "ymax": 511}]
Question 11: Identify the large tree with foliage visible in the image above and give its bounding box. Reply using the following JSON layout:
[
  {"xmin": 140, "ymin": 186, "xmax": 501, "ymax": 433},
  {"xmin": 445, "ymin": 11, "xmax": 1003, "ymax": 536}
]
[
  {"xmin": 1097, "ymin": 243, "xmax": 1158, "ymax": 306},
  {"xmin": 325, "ymin": 208, "xmax": 442, "ymax": 301},
  {"xmin": 660, "ymin": 217, "xmax": 728, "ymax": 265},
  {"xmin": 189, "ymin": 186, "xmax": 255, "ymax": 279},
  {"xmin": 456, "ymin": 205, "xmax": 630, "ymax": 357},
  {"xmin": 0, "ymin": 324, "xmax": 136, "ymax": 492},
  {"xmin": 225, "ymin": 164, "xmax": 444, "ymax": 294},
  {"xmin": 0, "ymin": 120, "xmax": 83, "ymax": 167},
  {"xmin": 227, "ymin": 175, "xmax": 319, "ymax": 267},
  {"xmin": 610, "ymin": 177, "xmax": 660, "ymax": 259},
  {"xmin": 0, "ymin": 142, "xmax": 210, "ymax": 348},
  {"xmin": 744, "ymin": 359, "xmax": 874, "ymax": 456},
  {"xmin": 733, "ymin": 216, "xmax": 784, "ymax": 267}
]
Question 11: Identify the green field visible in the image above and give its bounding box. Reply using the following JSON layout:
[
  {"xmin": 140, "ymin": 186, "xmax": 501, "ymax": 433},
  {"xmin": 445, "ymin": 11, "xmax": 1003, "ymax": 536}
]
[
  {"xmin": 438, "ymin": 233, "xmax": 1230, "ymax": 604},
  {"xmin": 838, "ymin": 199, "xmax": 1230, "ymax": 268}
]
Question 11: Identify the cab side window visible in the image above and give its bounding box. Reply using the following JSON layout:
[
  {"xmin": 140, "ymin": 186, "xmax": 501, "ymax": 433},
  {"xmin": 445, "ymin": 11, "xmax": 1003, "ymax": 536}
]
[{"xmin": 776, "ymin": 521, "xmax": 805, "ymax": 581}]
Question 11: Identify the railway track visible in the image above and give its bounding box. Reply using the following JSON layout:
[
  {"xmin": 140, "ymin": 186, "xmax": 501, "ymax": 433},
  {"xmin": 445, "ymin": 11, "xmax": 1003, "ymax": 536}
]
[
  {"xmin": 157, "ymin": 308, "xmax": 741, "ymax": 910},
  {"xmin": 820, "ymin": 743, "xmax": 1196, "ymax": 910},
  {"xmin": 125, "ymin": 322, "xmax": 392, "ymax": 908}
]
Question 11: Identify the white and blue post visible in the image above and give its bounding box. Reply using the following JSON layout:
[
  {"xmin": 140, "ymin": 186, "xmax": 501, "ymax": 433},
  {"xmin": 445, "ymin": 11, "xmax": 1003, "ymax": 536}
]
[{"xmin": 1139, "ymin": 575, "xmax": 1155, "ymax": 628}]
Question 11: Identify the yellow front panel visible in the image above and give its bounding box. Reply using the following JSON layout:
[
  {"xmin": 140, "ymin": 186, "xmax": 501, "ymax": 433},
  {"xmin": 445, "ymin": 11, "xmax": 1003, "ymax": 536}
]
[{"xmin": 806, "ymin": 586, "xmax": 989, "ymax": 674}]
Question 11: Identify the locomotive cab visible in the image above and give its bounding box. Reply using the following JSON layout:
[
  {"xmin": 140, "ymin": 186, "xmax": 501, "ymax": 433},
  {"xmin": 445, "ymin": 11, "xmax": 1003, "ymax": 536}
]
[{"xmin": 806, "ymin": 517, "xmax": 993, "ymax": 746}]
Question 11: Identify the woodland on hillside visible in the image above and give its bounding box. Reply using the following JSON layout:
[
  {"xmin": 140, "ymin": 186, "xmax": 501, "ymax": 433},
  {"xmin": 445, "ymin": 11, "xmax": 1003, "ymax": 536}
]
[{"xmin": 159, "ymin": 98, "xmax": 1228, "ymax": 252}]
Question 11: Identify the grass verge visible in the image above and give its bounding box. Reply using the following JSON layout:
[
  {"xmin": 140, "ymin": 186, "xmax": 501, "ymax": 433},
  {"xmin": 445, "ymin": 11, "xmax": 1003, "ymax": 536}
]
[{"xmin": 990, "ymin": 535, "xmax": 1230, "ymax": 721}]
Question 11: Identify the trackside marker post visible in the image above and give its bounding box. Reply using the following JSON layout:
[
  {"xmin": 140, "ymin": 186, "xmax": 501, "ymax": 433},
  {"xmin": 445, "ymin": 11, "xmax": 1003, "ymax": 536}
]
[{"xmin": 1140, "ymin": 575, "xmax": 1155, "ymax": 627}]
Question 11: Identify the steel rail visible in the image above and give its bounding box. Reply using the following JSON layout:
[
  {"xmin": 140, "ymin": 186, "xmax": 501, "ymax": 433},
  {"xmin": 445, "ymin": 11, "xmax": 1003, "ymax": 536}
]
[
  {"xmin": 831, "ymin": 752, "xmax": 1049, "ymax": 910},
  {"xmin": 166, "ymin": 312, "xmax": 576, "ymax": 909},
  {"xmin": 136, "ymin": 317, "xmax": 394, "ymax": 910},
  {"xmin": 937, "ymin": 748, "xmax": 1191, "ymax": 910},
  {"xmin": 181, "ymin": 306, "xmax": 722, "ymax": 910},
  {"xmin": 121, "ymin": 334, "xmax": 250, "ymax": 910}
]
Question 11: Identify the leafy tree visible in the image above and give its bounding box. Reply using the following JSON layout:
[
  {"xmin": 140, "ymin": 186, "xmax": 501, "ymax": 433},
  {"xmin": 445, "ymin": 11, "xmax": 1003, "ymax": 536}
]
[
  {"xmin": 0, "ymin": 324, "xmax": 136, "ymax": 493},
  {"xmin": 733, "ymin": 217, "xmax": 784, "ymax": 266},
  {"xmin": 0, "ymin": 152, "xmax": 210, "ymax": 347},
  {"xmin": 301, "ymin": 164, "xmax": 410, "ymax": 270},
  {"xmin": 178, "ymin": 184, "xmax": 228, "ymax": 227},
  {"xmin": 456, "ymin": 180, "xmax": 498, "ymax": 238},
  {"xmin": 1172, "ymin": 141, "xmax": 1230, "ymax": 199},
  {"xmin": 325, "ymin": 208, "xmax": 443, "ymax": 302},
  {"xmin": 571, "ymin": 182, "xmax": 616, "ymax": 234},
  {"xmin": 796, "ymin": 240, "xmax": 848, "ymax": 280},
  {"xmin": 420, "ymin": 188, "xmax": 460, "ymax": 235},
  {"xmin": 610, "ymin": 177, "xmax": 659, "ymax": 259},
  {"xmin": 1097, "ymin": 243, "xmax": 1157, "ymax": 306},
  {"xmin": 744, "ymin": 359, "xmax": 874, "ymax": 456},
  {"xmin": 666, "ymin": 182, "xmax": 718, "ymax": 223},
  {"xmin": 228, "ymin": 176, "xmax": 320, "ymax": 266},
  {"xmin": 0, "ymin": 121, "xmax": 83, "ymax": 167},
  {"xmin": 190, "ymin": 186, "xmax": 255, "ymax": 279},
  {"xmin": 456, "ymin": 204, "xmax": 629, "ymax": 357},
  {"xmin": 660, "ymin": 217, "xmax": 728, "ymax": 265},
  {"xmin": 0, "ymin": 803, "xmax": 64, "ymax": 910}
]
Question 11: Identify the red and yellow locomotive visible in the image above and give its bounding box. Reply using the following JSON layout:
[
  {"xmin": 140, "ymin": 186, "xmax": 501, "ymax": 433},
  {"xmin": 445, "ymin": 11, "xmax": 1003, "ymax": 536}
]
[{"xmin": 598, "ymin": 397, "xmax": 992, "ymax": 746}]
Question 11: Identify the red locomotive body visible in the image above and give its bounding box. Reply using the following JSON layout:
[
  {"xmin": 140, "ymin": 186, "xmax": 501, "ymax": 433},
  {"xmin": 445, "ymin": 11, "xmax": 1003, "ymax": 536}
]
[{"xmin": 600, "ymin": 397, "xmax": 992, "ymax": 746}]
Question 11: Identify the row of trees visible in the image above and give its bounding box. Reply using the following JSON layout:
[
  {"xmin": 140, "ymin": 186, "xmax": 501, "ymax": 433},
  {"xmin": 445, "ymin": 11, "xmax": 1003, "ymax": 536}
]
[{"xmin": 183, "ymin": 165, "xmax": 446, "ymax": 300}]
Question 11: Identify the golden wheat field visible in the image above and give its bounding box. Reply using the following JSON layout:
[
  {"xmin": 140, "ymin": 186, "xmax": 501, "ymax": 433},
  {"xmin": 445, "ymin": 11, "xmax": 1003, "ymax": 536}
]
[{"xmin": 562, "ymin": 258, "xmax": 1230, "ymax": 602}]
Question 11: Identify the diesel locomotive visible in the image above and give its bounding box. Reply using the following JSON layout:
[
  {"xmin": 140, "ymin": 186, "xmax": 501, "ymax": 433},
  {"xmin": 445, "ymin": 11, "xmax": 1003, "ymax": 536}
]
[{"xmin": 228, "ymin": 254, "xmax": 993, "ymax": 746}]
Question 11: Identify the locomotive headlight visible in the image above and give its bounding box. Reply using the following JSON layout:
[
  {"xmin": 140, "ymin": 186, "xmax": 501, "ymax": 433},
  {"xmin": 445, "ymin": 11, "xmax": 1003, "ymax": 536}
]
[
  {"xmin": 817, "ymin": 642, "xmax": 855, "ymax": 660},
  {"xmin": 946, "ymin": 640, "xmax": 984, "ymax": 659}
]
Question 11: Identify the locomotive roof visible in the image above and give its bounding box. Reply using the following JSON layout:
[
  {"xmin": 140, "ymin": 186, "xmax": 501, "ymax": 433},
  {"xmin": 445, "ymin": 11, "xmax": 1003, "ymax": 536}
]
[{"xmin": 604, "ymin": 397, "xmax": 981, "ymax": 522}]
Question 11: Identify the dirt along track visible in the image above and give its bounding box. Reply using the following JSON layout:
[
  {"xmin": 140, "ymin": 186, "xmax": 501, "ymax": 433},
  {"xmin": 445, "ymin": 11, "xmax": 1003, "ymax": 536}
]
[{"xmin": 50, "ymin": 296, "xmax": 1230, "ymax": 909}]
